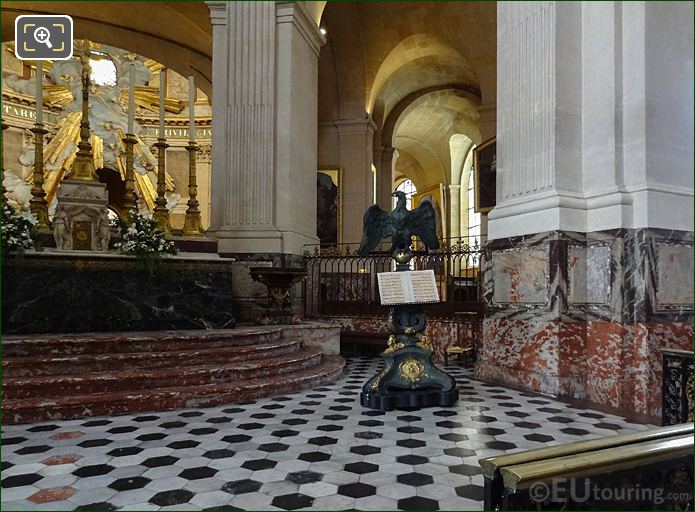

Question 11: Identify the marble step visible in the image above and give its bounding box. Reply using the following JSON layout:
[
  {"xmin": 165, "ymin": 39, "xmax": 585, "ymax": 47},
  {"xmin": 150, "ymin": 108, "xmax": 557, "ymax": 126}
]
[
  {"xmin": 2, "ymin": 356, "xmax": 346, "ymax": 424},
  {"xmin": 1, "ymin": 339, "xmax": 302, "ymax": 378},
  {"xmin": 3, "ymin": 349, "xmax": 324, "ymax": 399},
  {"xmin": 2, "ymin": 327, "xmax": 284, "ymax": 357}
]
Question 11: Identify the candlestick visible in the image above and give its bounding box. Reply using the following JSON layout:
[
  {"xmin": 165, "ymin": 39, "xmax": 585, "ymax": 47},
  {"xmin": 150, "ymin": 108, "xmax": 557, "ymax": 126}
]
[
  {"xmin": 182, "ymin": 141, "xmax": 203, "ymax": 236},
  {"xmin": 159, "ymin": 70, "xmax": 166, "ymax": 138},
  {"xmin": 2, "ymin": 122, "xmax": 8, "ymax": 198},
  {"xmin": 35, "ymin": 61, "xmax": 43, "ymax": 124},
  {"xmin": 66, "ymin": 49, "xmax": 97, "ymax": 181},
  {"xmin": 188, "ymin": 75, "xmax": 196, "ymax": 143},
  {"xmin": 122, "ymin": 133, "xmax": 138, "ymax": 216},
  {"xmin": 128, "ymin": 62, "xmax": 135, "ymax": 134},
  {"xmin": 30, "ymin": 123, "xmax": 50, "ymax": 228},
  {"xmin": 153, "ymin": 138, "xmax": 170, "ymax": 232}
]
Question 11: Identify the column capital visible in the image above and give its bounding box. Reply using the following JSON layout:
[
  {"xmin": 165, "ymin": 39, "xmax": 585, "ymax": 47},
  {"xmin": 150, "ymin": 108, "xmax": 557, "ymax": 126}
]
[
  {"xmin": 276, "ymin": 2, "xmax": 326, "ymax": 57},
  {"xmin": 206, "ymin": 1, "xmax": 227, "ymax": 24}
]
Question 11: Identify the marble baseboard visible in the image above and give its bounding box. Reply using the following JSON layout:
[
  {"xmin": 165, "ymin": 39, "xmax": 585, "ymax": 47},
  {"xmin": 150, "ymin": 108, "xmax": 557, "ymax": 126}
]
[{"xmin": 477, "ymin": 318, "xmax": 693, "ymax": 416}]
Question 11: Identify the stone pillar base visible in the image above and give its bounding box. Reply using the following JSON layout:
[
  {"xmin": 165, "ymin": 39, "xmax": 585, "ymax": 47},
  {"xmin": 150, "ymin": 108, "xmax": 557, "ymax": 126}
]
[{"xmin": 478, "ymin": 229, "xmax": 693, "ymax": 418}]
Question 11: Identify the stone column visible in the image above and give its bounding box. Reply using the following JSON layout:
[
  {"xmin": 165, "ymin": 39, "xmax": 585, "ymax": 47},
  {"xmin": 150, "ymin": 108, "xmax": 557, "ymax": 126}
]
[
  {"xmin": 335, "ymin": 118, "xmax": 376, "ymax": 245},
  {"xmin": 373, "ymin": 145, "xmax": 395, "ymax": 212},
  {"xmin": 448, "ymin": 184, "xmax": 461, "ymax": 240},
  {"xmin": 207, "ymin": 1, "xmax": 324, "ymax": 256},
  {"xmin": 479, "ymin": 1, "xmax": 694, "ymax": 419}
]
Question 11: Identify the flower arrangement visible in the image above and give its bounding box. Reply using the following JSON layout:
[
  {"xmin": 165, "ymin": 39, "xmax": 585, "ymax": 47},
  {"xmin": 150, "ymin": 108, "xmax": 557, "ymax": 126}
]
[
  {"xmin": 113, "ymin": 211, "xmax": 177, "ymax": 263},
  {"xmin": 1, "ymin": 201, "xmax": 39, "ymax": 254}
]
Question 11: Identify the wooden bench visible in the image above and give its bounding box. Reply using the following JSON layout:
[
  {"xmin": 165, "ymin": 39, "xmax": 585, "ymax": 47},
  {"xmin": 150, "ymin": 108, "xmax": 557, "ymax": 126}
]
[{"xmin": 480, "ymin": 422, "xmax": 694, "ymax": 510}]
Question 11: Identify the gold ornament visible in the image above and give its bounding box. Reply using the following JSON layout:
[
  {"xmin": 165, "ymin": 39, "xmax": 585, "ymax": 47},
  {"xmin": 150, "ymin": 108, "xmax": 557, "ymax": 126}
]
[
  {"xmin": 384, "ymin": 335, "xmax": 404, "ymax": 354},
  {"xmin": 399, "ymin": 358, "xmax": 425, "ymax": 383},
  {"xmin": 416, "ymin": 334, "xmax": 432, "ymax": 351}
]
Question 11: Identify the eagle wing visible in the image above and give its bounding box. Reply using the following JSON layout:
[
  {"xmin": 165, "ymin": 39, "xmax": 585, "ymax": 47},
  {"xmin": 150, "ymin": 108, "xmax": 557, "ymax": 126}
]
[
  {"xmin": 358, "ymin": 204, "xmax": 393, "ymax": 256},
  {"xmin": 409, "ymin": 199, "xmax": 440, "ymax": 251}
]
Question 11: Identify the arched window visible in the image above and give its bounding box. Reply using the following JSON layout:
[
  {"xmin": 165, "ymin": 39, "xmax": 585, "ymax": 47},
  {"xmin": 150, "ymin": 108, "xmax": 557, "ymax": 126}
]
[
  {"xmin": 89, "ymin": 52, "xmax": 117, "ymax": 86},
  {"xmin": 467, "ymin": 169, "xmax": 480, "ymax": 246},
  {"xmin": 395, "ymin": 179, "xmax": 417, "ymax": 209}
]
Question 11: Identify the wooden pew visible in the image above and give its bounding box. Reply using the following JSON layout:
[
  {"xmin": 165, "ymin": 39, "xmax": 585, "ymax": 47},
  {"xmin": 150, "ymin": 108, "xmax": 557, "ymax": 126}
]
[{"xmin": 480, "ymin": 423, "xmax": 694, "ymax": 510}]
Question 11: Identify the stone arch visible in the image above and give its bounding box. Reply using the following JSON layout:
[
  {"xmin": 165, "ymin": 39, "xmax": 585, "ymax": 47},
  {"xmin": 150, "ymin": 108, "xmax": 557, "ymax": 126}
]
[{"xmin": 368, "ymin": 33, "xmax": 479, "ymax": 116}]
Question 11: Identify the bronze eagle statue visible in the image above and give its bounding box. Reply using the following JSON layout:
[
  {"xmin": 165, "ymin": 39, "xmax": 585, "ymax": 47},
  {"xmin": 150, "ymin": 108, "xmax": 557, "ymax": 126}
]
[{"xmin": 358, "ymin": 190, "xmax": 440, "ymax": 257}]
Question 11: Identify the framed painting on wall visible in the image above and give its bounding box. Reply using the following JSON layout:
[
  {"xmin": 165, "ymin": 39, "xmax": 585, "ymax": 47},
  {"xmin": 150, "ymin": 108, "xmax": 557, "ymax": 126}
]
[
  {"xmin": 317, "ymin": 169, "xmax": 341, "ymax": 247},
  {"xmin": 473, "ymin": 136, "xmax": 496, "ymax": 213}
]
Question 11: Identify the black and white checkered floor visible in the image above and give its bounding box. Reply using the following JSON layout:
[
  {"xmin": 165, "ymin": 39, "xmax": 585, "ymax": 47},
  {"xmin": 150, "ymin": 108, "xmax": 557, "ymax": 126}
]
[{"xmin": 1, "ymin": 357, "xmax": 649, "ymax": 511}]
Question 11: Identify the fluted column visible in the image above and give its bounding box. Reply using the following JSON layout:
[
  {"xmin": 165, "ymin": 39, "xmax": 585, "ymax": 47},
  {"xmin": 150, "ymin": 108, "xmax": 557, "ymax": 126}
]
[
  {"xmin": 490, "ymin": 1, "xmax": 693, "ymax": 239},
  {"xmin": 207, "ymin": 1, "xmax": 325, "ymax": 255}
]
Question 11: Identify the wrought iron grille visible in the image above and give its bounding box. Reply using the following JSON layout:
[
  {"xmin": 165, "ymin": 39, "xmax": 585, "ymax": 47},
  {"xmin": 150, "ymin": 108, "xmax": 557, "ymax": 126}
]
[
  {"xmin": 303, "ymin": 236, "xmax": 485, "ymax": 319},
  {"xmin": 662, "ymin": 348, "xmax": 694, "ymax": 426}
]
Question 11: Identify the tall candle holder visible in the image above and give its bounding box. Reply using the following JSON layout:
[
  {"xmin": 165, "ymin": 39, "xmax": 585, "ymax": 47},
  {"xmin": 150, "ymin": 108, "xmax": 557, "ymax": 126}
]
[
  {"xmin": 153, "ymin": 138, "xmax": 170, "ymax": 232},
  {"xmin": 122, "ymin": 133, "xmax": 138, "ymax": 216},
  {"xmin": 67, "ymin": 46, "xmax": 98, "ymax": 182},
  {"xmin": 1, "ymin": 122, "xmax": 8, "ymax": 198},
  {"xmin": 29, "ymin": 122, "xmax": 50, "ymax": 228},
  {"xmin": 182, "ymin": 141, "xmax": 203, "ymax": 236}
]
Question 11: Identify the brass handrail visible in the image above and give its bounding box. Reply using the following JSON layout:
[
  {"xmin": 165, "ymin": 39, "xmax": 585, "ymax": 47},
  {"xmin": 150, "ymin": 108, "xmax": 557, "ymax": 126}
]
[
  {"xmin": 479, "ymin": 422, "xmax": 693, "ymax": 480},
  {"xmin": 500, "ymin": 434, "xmax": 693, "ymax": 490}
]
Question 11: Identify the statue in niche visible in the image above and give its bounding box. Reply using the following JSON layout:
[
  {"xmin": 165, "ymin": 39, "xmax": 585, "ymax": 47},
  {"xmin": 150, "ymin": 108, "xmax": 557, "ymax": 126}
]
[
  {"xmin": 53, "ymin": 205, "xmax": 72, "ymax": 250},
  {"xmin": 97, "ymin": 208, "xmax": 111, "ymax": 251}
]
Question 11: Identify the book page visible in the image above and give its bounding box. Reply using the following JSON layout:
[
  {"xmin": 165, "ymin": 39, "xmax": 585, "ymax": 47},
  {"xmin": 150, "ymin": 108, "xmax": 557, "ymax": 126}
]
[{"xmin": 377, "ymin": 270, "xmax": 440, "ymax": 305}]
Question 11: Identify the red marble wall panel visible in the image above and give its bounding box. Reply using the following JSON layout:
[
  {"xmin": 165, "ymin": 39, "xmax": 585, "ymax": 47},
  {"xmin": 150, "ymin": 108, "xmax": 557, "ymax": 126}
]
[{"xmin": 478, "ymin": 318, "xmax": 692, "ymax": 417}]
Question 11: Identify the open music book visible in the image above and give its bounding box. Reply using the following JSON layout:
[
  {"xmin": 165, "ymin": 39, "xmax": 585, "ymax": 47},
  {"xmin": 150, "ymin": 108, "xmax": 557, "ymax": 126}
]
[{"xmin": 377, "ymin": 269, "xmax": 440, "ymax": 305}]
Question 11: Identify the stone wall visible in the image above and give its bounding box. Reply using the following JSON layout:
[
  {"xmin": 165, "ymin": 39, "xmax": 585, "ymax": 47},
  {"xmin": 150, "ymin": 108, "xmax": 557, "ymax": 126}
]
[{"xmin": 477, "ymin": 228, "xmax": 694, "ymax": 418}]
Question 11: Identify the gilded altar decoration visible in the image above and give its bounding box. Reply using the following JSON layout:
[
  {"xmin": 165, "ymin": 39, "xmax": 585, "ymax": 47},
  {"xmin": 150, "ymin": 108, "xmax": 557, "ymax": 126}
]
[
  {"xmin": 1, "ymin": 41, "xmax": 182, "ymax": 214},
  {"xmin": 399, "ymin": 358, "xmax": 425, "ymax": 383}
]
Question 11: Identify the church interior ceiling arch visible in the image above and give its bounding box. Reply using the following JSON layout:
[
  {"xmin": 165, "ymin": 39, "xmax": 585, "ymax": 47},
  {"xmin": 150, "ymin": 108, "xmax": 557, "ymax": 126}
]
[{"xmin": 318, "ymin": 1, "xmax": 495, "ymax": 240}]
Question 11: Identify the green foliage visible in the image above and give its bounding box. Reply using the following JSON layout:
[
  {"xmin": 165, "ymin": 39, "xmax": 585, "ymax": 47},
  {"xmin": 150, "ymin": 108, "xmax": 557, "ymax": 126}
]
[
  {"xmin": 1, "ymin": 201, "xmax": 38, "ymax": 254},
  {"xmin": 113, "ymin": 210, "xmax": 177, "ymax": 264}
]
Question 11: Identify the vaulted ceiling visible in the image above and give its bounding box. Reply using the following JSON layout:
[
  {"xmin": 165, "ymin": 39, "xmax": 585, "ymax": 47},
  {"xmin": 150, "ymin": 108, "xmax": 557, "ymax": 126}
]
[{"xmin": 318, "ymin": 1, "xmax": 496, "ymax": 190}]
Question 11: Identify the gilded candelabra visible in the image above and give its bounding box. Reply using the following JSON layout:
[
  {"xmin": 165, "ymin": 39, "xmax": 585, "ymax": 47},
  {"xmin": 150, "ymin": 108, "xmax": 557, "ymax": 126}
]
[
  {"xmin": 122, "ymin": 133, "xmax": 138, "ymax": 216},
  {"xmin": 182, "ymin": 141, "xmax": 203, "ymax": 236},
  {"xmin": 66, "ymin": 45, "xmax": 98, "ymax": 182},
  {"xmin": 152, "ymin": 138, "xmax": 170, "ymax": 232},
  {"xmin": 1, "ymin": 122, "xmax": 8, "ymax": 197},
  {"xmin": 29, "ymin": 123, "xmax": 50, "ymax": 228}
]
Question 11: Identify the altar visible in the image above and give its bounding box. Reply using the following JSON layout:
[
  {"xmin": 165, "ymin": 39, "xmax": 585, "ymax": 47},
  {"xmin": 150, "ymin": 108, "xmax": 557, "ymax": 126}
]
[{"xmin": 2, "ymin": 251, "xmax": 235, "ymax": 334}]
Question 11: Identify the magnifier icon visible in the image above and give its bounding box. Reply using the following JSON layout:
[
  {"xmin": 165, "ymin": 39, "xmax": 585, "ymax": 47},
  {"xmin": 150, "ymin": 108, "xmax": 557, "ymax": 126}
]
[{"xmin": 34, "ymin": 26, "xmax": 52, "ymax": 48}]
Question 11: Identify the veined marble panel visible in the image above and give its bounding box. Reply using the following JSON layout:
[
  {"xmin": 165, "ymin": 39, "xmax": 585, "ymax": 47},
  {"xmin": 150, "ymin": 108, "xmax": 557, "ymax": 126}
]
[
  {"xmin": 491, "ymin": 246, "xmax": 549, "ymax": 305},
  {"xmin": 655, "ymin": 242, "xmax": 694, "ymax": 309},
  {"xmin": 568, "ymin": 244, "xmax": 611, "ymax": 305}
]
